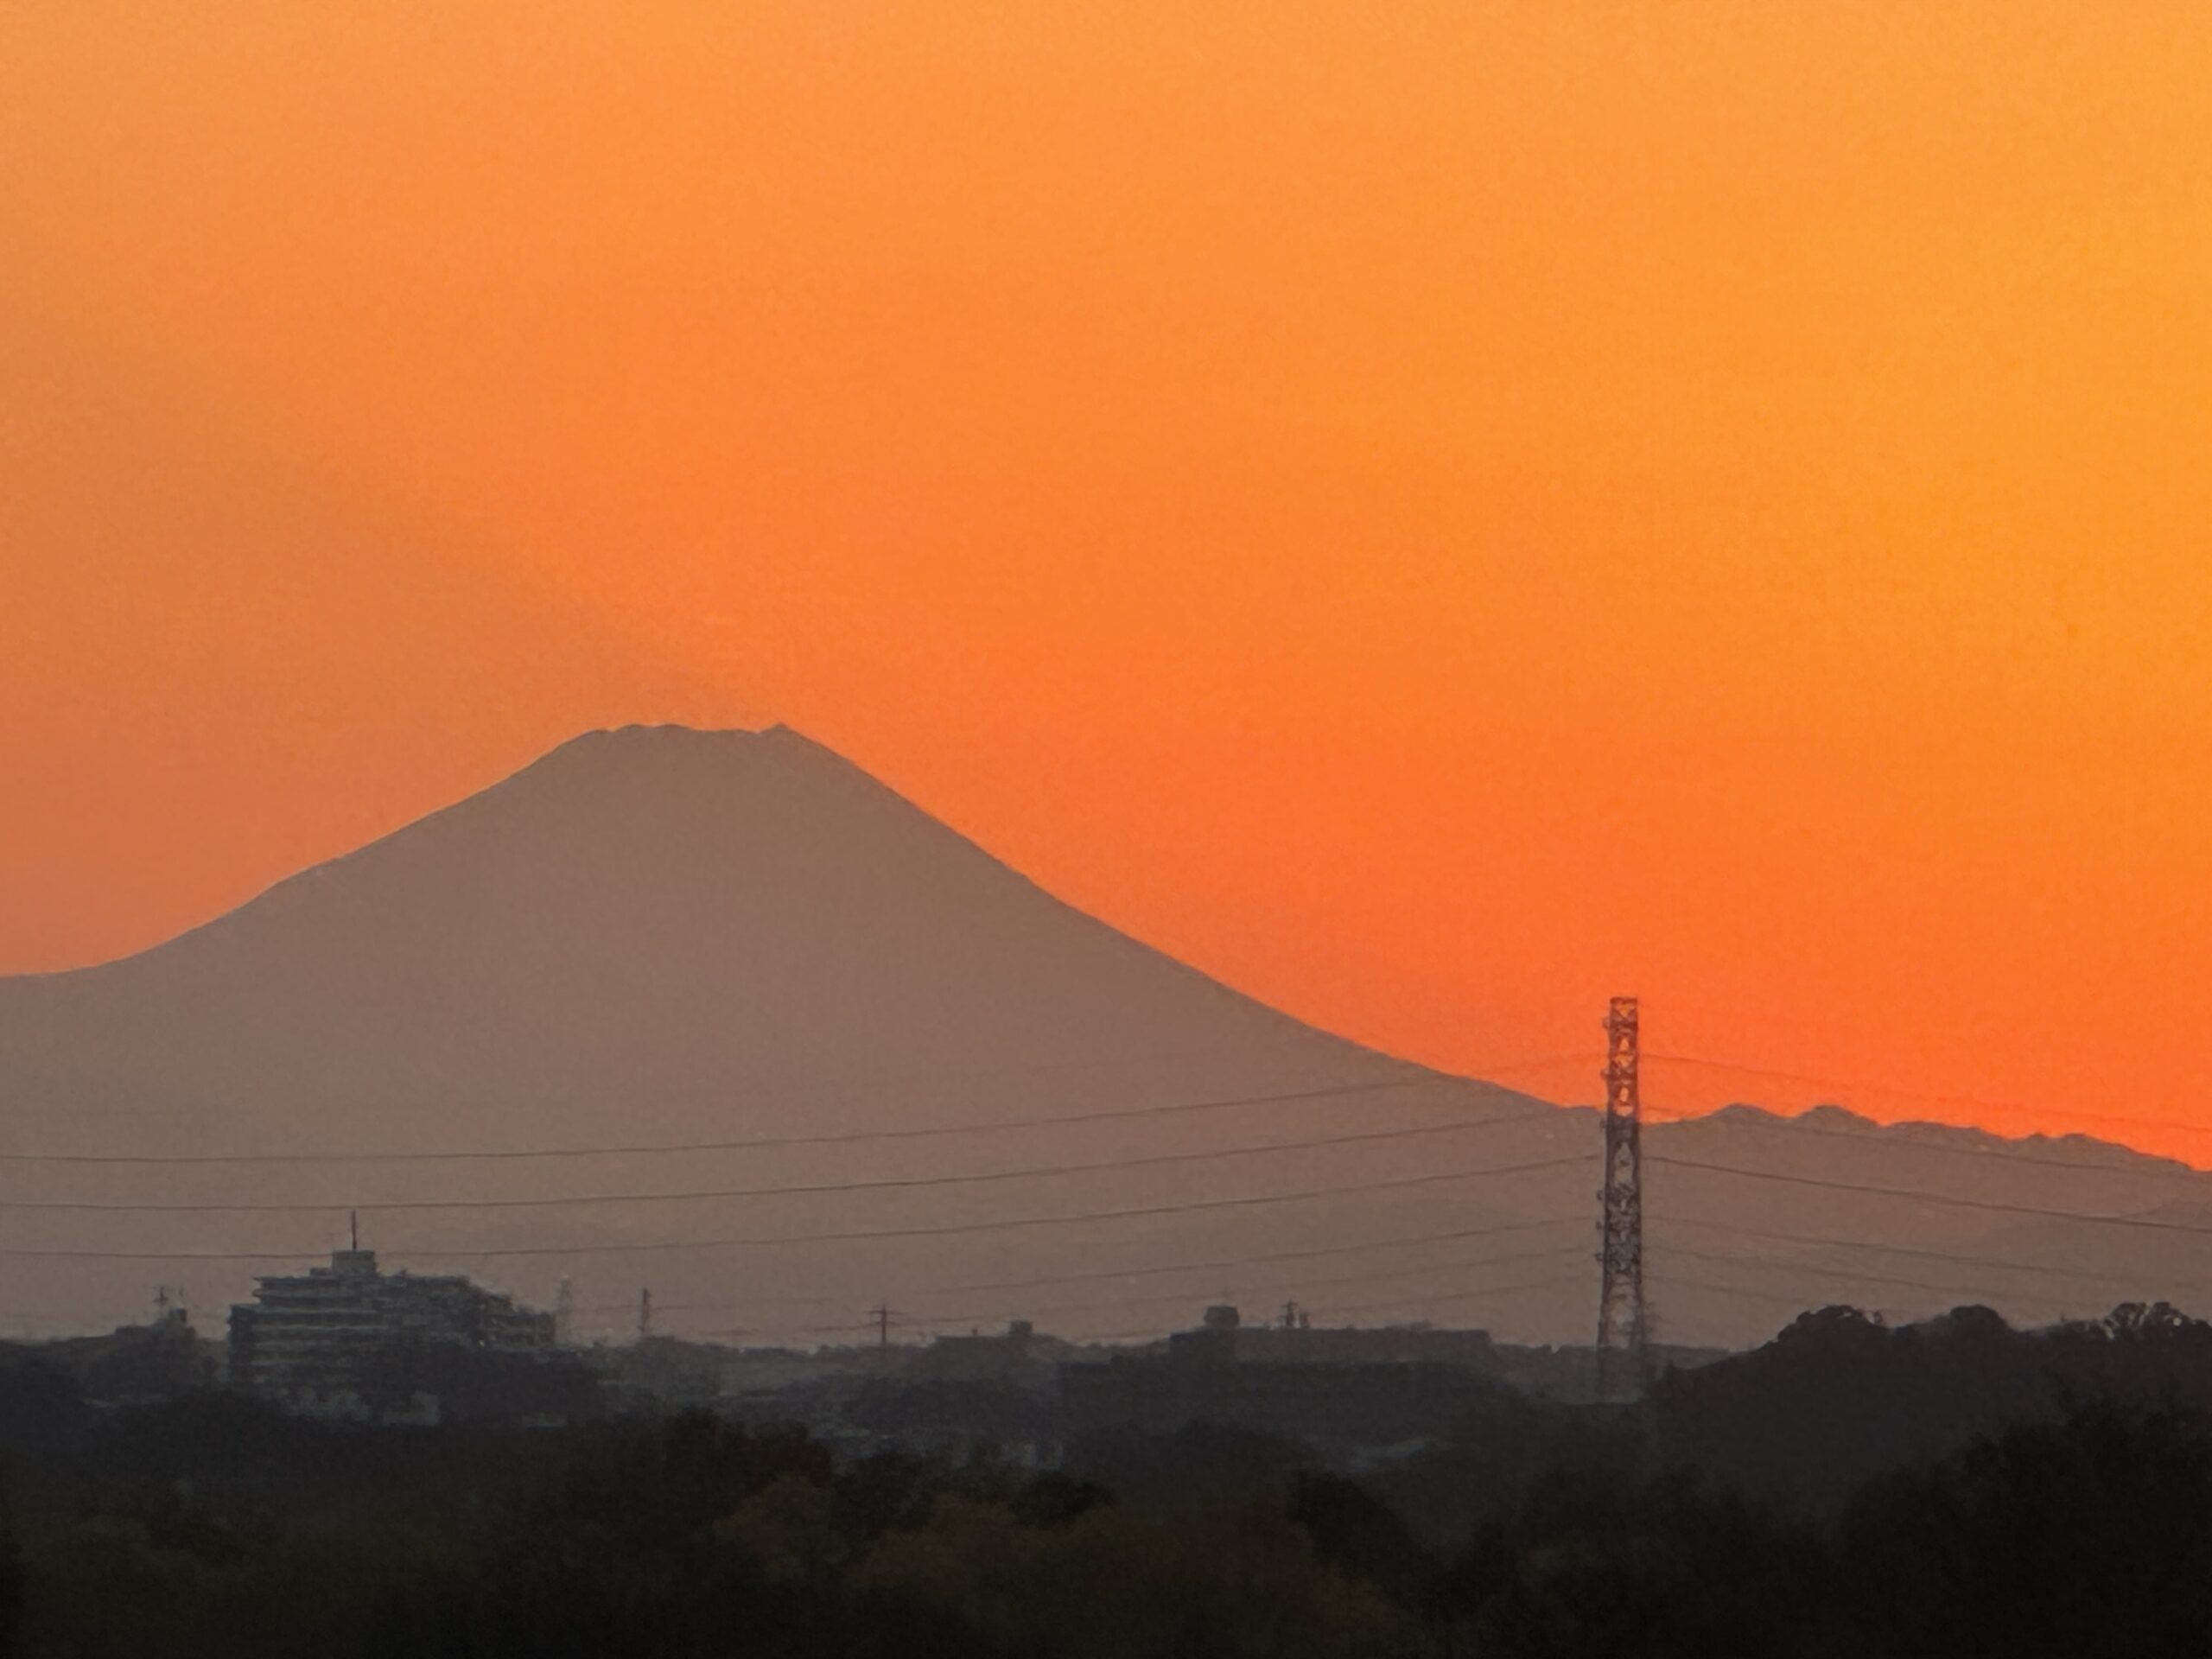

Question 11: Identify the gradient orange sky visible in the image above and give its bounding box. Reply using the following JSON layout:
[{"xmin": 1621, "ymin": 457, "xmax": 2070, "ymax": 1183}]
[{"xmin": 4, "ymin": 3, "xmax": 2209, "ymax": 1156}]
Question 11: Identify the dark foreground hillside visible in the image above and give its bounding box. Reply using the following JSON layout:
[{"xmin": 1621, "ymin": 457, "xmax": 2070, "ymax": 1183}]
[{"xmin": 10, "ymin": 1303, "xmax": 2212, "ymax": 1657}]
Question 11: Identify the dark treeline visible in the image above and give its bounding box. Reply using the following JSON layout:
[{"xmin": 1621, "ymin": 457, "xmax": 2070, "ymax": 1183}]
[{"xmin": 10, "ymin": 1300, "xmax": 2212, "ymax": 1656}]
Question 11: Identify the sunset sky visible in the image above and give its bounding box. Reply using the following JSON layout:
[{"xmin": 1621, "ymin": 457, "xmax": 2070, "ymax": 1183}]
[{"xmin": 3, "ymin": 3, "xmax": 2209, "ymax": 1156}]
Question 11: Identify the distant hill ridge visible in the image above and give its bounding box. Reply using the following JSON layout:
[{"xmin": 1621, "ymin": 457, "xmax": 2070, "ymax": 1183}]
[{"xmin": 1699, "ymin": 1103, "xmax": 2192, "ymax": 1173}]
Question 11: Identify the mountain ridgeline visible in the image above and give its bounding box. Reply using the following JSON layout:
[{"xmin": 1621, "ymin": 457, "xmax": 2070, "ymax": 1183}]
[{"xmin": 0, "ymin": 725, "xmax": 2202, "ymax": 1346}]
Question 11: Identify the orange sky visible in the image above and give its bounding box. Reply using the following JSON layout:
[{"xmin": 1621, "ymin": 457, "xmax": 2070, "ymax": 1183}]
[{"xmin": 3, "ymin": 3, "xmax": 2209, "ymax": 1157}]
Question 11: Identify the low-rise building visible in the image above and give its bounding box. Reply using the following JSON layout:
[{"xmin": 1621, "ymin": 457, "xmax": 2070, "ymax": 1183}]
[
  {"xmin": 1061, "ymin": 1304, "xmax": 1510, "ymax": 1455},
  {"xmin": 33, "ymin": 1306, "xmax": 219, "ymax": 1404},
  {"xmin": 1166, "ymin": 1303, "xmax": 1496, "ymax": 1369}
]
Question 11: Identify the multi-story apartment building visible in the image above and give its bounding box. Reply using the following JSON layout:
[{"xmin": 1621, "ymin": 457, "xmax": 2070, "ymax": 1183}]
[{"xmin": 227, "ymin": 1243, "xmax": 554, "ymax": 1413}]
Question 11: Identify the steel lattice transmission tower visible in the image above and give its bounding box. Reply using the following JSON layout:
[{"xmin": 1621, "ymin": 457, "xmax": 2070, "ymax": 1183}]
[{"xmin": 1595, "ymin": 995, "xmax": 1649, "ymax": 1397}]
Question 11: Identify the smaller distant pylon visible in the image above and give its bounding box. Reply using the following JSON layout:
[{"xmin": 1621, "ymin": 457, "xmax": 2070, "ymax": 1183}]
[{"xmin": 553, "ymin": 1278, "xmax": 575, "ymax": 1345}]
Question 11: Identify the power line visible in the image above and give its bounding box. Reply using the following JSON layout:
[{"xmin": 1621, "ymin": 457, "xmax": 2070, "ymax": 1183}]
[
  {"xmin": 0, "ymin": 1062, "xmax": 1599, "ymax": 1169},
  {"xmin": 0, "ymin": 1151, "xmax": 1594, "ymax": 1262},
  {"xmin": 574, "ymin": 1210, "xmax": 2206, "ymax": 1337},
  {"xmin": 0, "ymin": 1106, "xmax": 1573, "ymax": 1216},
  {"xmin": 929, "ymin": 1212, "xmax": 1586, "ymax": 1298},
  {"xmin": 577, "ymin": 1243, "xmax": 1593, "ymax": 1341},
  {"xmin": 1649, "ymin": 1151, "xmax": 2212, "ymax": 1242},
  {"xmin": 573, "ymin": 1213, "xmax": 1589, "ymax": 1319},
  {"xmin": 884, "ymin": 1240, "xmax": 1592, "ymax": 1334},
  {"xmin": 1645, "ymin": 1213, "xmax": 2192, "ymax": 1293},
  {"xmin": 425, "ymin": 1150, "xmax": 1599, "ymax": 1261}
]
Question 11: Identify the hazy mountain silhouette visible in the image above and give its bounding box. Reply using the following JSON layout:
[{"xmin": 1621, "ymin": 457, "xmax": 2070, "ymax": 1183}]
[
  {"xmin": 1, "ymin": 725, "xmax": 2203, "ymax": 1347},
  {"xmin": 0, "ymin": 725, "xmax": 1422, "ymax": 1151}
]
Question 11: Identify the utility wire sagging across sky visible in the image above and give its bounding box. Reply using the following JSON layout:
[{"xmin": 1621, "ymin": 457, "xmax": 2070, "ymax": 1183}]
[{"xmin": 5, "ymin": 1031, "xmax": 2212, "ymax": 1347}]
